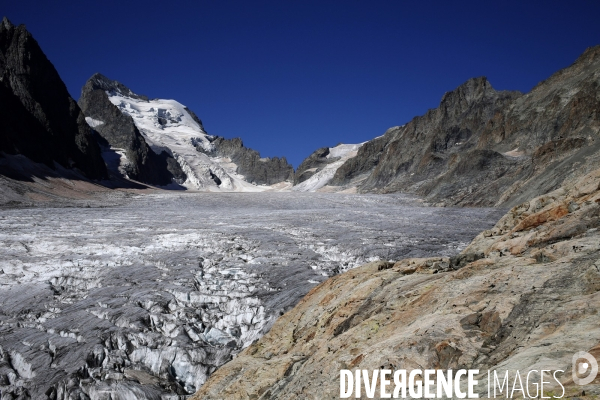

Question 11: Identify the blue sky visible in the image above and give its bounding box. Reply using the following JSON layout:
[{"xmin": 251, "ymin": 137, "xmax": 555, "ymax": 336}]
[{"xmin": 4, "ymin": 1, "xmax": 600, "ymax": 167}]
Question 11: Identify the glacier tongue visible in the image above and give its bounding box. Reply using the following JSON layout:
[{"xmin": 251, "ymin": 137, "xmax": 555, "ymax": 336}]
[{"xmin": 107, "ymin": 93, "xmax": 269, "ymax": 192}]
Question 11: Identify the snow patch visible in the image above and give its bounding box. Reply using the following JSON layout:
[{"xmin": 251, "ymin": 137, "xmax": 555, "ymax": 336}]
[{"xmin": 85, "ymin": 117, "xmax": 104, "ymax": 128}]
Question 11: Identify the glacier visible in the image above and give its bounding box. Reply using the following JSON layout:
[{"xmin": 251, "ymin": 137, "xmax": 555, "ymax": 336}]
[{"xmin": 0, "ymin": 192, "xmax": 504, "ymax": 398}]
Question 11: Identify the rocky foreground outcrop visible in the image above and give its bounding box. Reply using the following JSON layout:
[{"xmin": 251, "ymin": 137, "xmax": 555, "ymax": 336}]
[
  {"xmin": 325, "ymin": 46, "xmax": 600, "ymax": 207},
  {"xmin": 193, "ymin": 169, "xmax": 600, "ymax": 399},
  {"xmin": 0, "ymin": 17, "xmax": 107, "ymax": 180}
]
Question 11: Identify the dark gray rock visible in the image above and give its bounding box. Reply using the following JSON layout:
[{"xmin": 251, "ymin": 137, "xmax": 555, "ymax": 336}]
[
  {"xmin": 78, "ymin": 73, "xmax": 186, "ymax": 186},
  {"xmin": 0, "ymin": 17, "xmax": 107, "ymax": 180},
  {"xmin": 330, "ymin": 75, "xmax": 520, "ymax": 190},
  {"xmin": 199, "ymin": 137, "xmax": 294, "ymax": 185},
  {"xmin": 356, "ymin": 77, "xmax": 522, "ymax": 198}
]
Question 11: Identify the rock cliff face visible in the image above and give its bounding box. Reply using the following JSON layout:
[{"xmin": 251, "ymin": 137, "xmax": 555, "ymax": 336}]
[
  {"xmin": 79, "ymin": 73, "xmax": 186, "ymax": 186},
  {"xmin": 193, "ymin": 168, "xmax": 600, "ymax": 400},
  {"xmin": 0, "ymin": 17, "xmax": 107, "ymax": 180},
  {"xmin": 326, "ymin": 47, "xmax": 600, "ymax": 207},
  {"xmin": 199, "ymin": 137, "xmax": 294, "ymax": 185}
]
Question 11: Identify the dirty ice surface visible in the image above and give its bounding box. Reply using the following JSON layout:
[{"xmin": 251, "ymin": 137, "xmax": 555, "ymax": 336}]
[{"xmin": 0, "ymin": 192, "xmax": 504, "ymax": 399}]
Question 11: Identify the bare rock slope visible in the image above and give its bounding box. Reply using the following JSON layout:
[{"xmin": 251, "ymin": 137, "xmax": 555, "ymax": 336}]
[
  {"xmin": 198, "ymin": 136, "xmax": 294, "ymax": 186},
  {"xmin": 193, "ymin": 168, "xmax": 600, "ymax": 399},
  {"xmin": 325, "ymin": 46, "xmax": 600, "ymax": 207}
]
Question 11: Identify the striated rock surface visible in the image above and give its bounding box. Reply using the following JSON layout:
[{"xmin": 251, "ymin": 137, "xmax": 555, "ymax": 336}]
[
  {"xmin": 0, "ymin": 17, "xmax": 107, "ymax": 180},
  {"xmin": 79, "ymin": 73, "xmax": 186, "ymax": 186},
  {"xmin": 193, "ymin": 169, "xmax": 600, "ymax": 399},
  {"xmin": 328, "ymin": 46, "xmax": 600, "ymax": 207}
]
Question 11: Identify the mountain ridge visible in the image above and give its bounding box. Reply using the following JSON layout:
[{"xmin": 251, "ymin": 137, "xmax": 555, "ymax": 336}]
[{"xmin": 295, "ymin": 46, "xmax": 600, "ymax": 208}]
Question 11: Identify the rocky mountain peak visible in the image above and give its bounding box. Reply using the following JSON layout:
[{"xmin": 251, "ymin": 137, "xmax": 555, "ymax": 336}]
[
  {"xmin": 439, "ymin": 76, "xmax": 495, "ymax": 108},
  {"xmin": 0, "ymin": 17, "xmax": 107, "ymax": 180},
  {"xmin": 1, "ymin": 16, "xmax": 14, "ymax": 30},
  {"xmin": 83, "ymin": 72, "xmax": 149, "ymax": 102},
  {"xmin": 573, "ymin": 44, "xmax": 600, "ymax": 65}
]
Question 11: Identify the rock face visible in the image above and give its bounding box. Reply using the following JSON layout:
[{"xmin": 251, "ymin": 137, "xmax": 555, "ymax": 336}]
[
  {"xmin": 199, "ymin": 137, "xmax": 293, "ymax": 185},
  {"xmin": 79, "ymin": 73, "xmax": 186, "ymax": 186},
  {"xmin": 193, "ymin": 168, "xmax": 600, "ymax": 399},
  {"xmin": 327, "ymin": 47, "xmax": 600, "ymax": 207},
  {"xmin": 0, "ymin": 17, "xmax": 107, "ymax": 180}
]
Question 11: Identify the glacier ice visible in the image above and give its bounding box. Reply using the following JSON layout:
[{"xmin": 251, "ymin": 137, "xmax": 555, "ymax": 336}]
[{"xmin": 0, "ymin": 192, "xmax": 504, "ymax": 398}]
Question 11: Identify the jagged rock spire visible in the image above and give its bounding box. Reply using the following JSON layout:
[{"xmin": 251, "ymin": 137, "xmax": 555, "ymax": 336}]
[{"xmin": 1, "ymin": 16, "xmax": 13, "ymax": 30}]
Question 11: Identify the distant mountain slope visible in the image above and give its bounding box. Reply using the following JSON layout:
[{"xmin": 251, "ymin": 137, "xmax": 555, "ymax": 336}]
[
  {"xmin": 198, "ymin": 137, "xmax": 294, "ymax": 186},
  {"xmin": 292, "ymin": 143, "xmax": 364, "ymax": 192},
  {"xmin": 0, "ymin": 17, "xmax": 107, "ymax": 181},
  {"xmin": 321, "ymin": 46, "xmax": 600, "ymax": 207},
  {"xmin": 80, "ymin": 74, "xmax": 293, "ymax": 191}
]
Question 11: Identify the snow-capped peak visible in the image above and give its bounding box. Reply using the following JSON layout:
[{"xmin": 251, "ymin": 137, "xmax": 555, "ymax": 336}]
[{"xmin": 106, "ymin": 90, "xmax": 275, "ymax": 192}]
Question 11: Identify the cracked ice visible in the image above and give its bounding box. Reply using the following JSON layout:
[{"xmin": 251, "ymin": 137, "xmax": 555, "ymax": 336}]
[{"xmin": 0, "ymin": 192, "xmax": 504, "ymax": 399}]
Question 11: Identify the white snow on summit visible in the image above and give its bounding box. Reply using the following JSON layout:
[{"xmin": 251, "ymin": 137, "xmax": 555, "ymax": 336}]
[
  {"xmin": 107, "ymin": 93, "xmax": 272, "ymax": 192},
  {"xmin": 293, "ymin": 142, "xmax": 364, "ymax": 192}
]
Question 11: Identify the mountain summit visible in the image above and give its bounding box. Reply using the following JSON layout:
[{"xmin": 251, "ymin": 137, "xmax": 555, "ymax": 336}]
[{"xmin": 79, "ymin": 73, "xmax": 186, "ymax": 186}]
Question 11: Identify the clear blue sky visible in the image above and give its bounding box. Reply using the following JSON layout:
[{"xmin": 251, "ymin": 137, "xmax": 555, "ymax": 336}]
[{"xmin": 4, "ymin": 1, "xmax": 600, "ymax": 167}]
